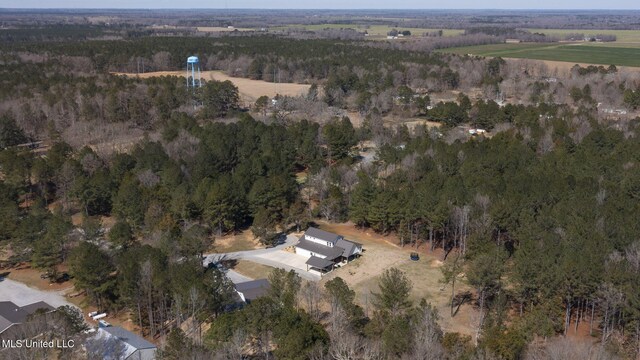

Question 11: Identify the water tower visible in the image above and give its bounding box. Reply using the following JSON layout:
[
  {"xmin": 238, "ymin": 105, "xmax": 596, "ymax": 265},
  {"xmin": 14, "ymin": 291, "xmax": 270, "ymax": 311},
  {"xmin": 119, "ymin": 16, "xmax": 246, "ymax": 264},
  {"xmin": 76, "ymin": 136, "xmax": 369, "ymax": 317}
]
[{"xmin": 186, "ymin": 56, "xmax": 202, "ymax": 89}]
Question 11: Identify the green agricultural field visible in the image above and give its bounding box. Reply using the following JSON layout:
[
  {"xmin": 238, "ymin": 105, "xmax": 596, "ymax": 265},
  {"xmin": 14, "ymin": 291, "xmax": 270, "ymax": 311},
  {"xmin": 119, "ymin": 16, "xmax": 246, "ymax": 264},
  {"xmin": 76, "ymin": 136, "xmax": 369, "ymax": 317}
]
[
  {"xmin": 272, "ymin": 23, "xmax": 464, "ymax": 37},
  {"xmin": 524, "ymin": 28, "xmax": 640, "ymax": 44},
  {"xmin": 437, "ymin": 43, "xmax": 640, "ymax": 67},
  {"xmin": 439, "ymin": 43, "xmax": 559, "ymax": 56}
]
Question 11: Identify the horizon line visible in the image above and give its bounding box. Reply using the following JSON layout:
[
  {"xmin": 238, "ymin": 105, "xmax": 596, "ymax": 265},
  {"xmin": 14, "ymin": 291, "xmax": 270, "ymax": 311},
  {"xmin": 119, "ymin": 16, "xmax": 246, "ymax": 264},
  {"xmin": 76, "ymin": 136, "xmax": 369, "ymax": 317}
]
[{"xmin": 2, "ymin": 8, "xmax": 640, "ymax": 11}]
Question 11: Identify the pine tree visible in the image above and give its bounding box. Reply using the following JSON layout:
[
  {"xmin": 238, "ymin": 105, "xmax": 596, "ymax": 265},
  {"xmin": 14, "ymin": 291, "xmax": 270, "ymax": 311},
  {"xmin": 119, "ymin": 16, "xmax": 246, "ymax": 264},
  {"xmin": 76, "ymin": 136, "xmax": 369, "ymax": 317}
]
[
  {"xmin": 349, "ymin": 172, "xmax": 375, "ymax": 228},
  {"xmin": 372, "ymin": 268, "xmax": 413, "ymax": 317}
]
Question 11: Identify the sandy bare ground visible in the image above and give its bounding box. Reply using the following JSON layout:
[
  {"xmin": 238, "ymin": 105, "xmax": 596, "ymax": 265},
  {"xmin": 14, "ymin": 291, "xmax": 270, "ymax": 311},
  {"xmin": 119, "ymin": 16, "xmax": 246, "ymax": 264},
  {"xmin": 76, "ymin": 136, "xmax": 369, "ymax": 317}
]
[
  {"xmin": 113, "ymin": 70, "xmax": 311, "ymax": 104},
  {"xmin": 209, "ymin": 229, "xmax": 263, "ymax": 253}
]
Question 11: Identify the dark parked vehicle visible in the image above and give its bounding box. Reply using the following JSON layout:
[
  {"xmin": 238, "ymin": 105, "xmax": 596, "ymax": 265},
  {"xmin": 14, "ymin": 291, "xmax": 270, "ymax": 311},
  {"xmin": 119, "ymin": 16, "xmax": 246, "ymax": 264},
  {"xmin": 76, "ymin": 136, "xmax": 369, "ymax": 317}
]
[
  {"xmin": 410, "ymin": 252, "xmax": 420, "ymax": 261},
  {"xmin": 55, "ymin": 272, "xmax": 71, "ymax": 283}
]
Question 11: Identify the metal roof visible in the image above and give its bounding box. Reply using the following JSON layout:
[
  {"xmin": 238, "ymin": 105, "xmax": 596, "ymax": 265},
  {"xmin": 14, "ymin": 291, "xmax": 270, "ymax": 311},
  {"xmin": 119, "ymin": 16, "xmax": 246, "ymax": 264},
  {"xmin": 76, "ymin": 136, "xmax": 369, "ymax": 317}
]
[
  {"xmin": 101, "ymin": 326, "xmax": 157, "ymax": 350},
  {"xmin": 305, "ymin": 256, "xmax": 335, "ymax": 269},
  {"xmin": 235, "ymin": 279, "xmax": 270, "ymax": 301},
  {"xmin": 235, "ymin": 279, "xmax": 269, "ymax": 292},
  {"xmin": 336, "ymin": 238, "xmax": 362, "ymax": 258},
  {"xmin": 296, "ymin": 238, "xmax": 343, "ymax": 260},
  {"xmin": 304, "ymin": 227, "xmax": 341, "ymax": 243}
]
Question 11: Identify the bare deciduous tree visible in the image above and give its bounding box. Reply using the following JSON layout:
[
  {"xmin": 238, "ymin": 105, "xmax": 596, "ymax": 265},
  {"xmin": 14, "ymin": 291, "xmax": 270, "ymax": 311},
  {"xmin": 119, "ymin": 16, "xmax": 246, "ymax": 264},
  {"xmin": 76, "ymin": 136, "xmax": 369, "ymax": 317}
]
[
  {"xmin": 525, "ymin": 337, "xmax": 618, "ymax": 360},
  {"xmin": 300, "ymin": 281, "xmax": 323, "ymax": 322},
  {"xmin": 408, "ymin": 303, "xmax": 445, "ymax": 360}
]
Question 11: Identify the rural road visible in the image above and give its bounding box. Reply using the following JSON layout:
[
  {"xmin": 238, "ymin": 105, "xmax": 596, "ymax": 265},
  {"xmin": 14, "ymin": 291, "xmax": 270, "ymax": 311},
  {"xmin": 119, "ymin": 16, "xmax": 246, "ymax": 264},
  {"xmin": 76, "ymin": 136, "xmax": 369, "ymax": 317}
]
[
  {"xmin": 203, "ymin": 235, "xmax": 321, "ymax": 282},
  {"xmin": 0, "ymin": 277, "xmax": 78, "ymax": 309}
]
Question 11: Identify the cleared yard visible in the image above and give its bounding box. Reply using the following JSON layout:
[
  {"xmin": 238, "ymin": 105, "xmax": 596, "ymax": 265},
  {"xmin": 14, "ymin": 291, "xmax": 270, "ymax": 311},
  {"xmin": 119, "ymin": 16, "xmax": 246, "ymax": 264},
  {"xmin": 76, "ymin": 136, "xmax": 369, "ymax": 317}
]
[
  {"xmin": 4, "ymin": 265, "xmax": 73, "ymax": 292},
  {"xmin": 316, "ymin": 221, "xmax": 476, "ymax": 336},
  {"xmin": 210, "ymin": 230, "xmax": 262, "ymax": 253},
  {"xmin": 210, "ymin": 221, "xmax": 476, "ymax": 334}
]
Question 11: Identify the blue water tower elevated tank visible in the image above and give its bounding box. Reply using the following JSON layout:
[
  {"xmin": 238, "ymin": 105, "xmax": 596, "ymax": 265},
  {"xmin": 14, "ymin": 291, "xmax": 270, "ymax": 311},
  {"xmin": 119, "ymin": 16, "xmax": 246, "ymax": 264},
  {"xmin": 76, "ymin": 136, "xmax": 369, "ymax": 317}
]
[{"xmin": 186, "ymin": 55, "xmax": 202, "ymax": 89}]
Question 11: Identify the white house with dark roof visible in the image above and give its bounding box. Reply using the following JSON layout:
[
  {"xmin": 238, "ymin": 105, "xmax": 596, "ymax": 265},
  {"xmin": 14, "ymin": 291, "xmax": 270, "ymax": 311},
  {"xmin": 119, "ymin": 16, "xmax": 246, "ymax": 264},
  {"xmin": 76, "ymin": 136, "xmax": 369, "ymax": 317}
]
[{"xmin": 295, "ymin": 227, "xmax": 362, "ymax": 275}]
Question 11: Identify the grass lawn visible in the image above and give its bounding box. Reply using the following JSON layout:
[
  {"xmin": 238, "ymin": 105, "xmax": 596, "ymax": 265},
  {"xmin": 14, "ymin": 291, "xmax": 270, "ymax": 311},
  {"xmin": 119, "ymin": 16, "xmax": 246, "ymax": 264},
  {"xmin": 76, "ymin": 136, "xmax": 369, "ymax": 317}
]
[
  {"xmin": 229, "ymin": 260, "xmax": 274, "ymax": 280},
  {"xmin": 438, "ymin": 43, "xmax": 640, "ymax": 67}
]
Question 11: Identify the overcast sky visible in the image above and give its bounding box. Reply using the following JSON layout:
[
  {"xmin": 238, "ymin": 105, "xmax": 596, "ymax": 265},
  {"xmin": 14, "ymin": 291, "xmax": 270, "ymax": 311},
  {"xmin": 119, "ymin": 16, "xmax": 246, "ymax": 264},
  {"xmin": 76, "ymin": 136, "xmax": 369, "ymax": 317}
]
[{"xmin": 1, "ymin": 0, "xmax": 638, "ymax": 9}]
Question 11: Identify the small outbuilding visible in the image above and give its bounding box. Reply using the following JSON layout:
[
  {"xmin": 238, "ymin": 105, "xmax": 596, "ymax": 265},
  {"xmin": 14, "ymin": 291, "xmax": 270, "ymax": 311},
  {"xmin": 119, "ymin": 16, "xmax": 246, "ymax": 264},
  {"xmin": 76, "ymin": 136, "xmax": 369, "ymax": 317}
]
[{"xmin": 235, "ymin": 279, "xmax": 270, "ymax": 303}]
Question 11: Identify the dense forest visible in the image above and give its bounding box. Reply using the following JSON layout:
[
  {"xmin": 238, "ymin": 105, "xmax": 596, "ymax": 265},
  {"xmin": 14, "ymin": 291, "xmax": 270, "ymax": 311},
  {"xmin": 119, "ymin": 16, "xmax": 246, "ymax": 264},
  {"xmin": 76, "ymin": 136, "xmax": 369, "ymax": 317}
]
[
  {"xmin": 2, "ymin": 9, "xmax": 640, "ymax": 30},
  {"xmin": 1, "ymin": 23, "xmax": 640, "ymax": 360},
  {"xmin": 2, "ymin": 35, "xmax": 640, "ymax": 147}
]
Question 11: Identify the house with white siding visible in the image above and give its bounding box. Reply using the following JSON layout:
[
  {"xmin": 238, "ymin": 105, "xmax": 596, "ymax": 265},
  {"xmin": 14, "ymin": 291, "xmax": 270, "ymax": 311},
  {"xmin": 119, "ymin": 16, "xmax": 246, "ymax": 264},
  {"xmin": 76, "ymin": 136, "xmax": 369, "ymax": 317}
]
[
  {"xmin": 295, "ymin": 227, "xmax": 362, "ymax": 275},
  {"xmin": 91, "ymin": 326, "xmax": 157, "ymax": 360}
]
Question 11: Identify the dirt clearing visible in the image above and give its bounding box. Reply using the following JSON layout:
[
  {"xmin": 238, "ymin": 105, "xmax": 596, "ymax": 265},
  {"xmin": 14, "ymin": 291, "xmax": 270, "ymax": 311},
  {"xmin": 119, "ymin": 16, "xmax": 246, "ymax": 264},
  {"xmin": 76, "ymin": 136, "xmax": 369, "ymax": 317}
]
[
  {"xmin": 113, "ymin": 70, "xmax": 311, "ymax": 104},
  {"xmin": 209, "ymin": 230, "xmax": 263, "ymax": 253}
]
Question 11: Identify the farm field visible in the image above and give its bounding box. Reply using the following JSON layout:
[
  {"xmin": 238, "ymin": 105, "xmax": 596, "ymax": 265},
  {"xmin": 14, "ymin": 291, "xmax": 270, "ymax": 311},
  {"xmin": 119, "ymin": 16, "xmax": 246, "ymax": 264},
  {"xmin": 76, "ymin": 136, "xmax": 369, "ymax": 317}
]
[
  {"xmin": 113, "ymin": 70, "xmax": 311, "ymax": 103},
  {"xmin": 438, "ymin": 43, "xmax": 640, "ymax": 67},
  {"xmin": 271, "ymin": 23, "xmax": 464, "ymax": 37},
  {"xmin": 524, "ymin": 28, "xmax": 640, "ymax": 44}
]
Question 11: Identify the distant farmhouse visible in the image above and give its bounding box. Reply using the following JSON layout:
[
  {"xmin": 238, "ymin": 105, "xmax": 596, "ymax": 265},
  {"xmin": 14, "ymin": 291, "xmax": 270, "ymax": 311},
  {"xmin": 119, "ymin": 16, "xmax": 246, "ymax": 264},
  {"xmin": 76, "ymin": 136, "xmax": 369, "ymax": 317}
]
[
  {"xmin": 0, "ymin": 301, "xmax": 55, "ymax": 340},
  {"xmin": 92, "ymin": 326, "xmax": 157, "ymax": 360},
  {"xmin": 235, "ymin": 279, "xmax": 270, "ymax": 303},
  {"xmin": 295, "ymin": 227, "xmax": 362, "ymax": 275}
]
